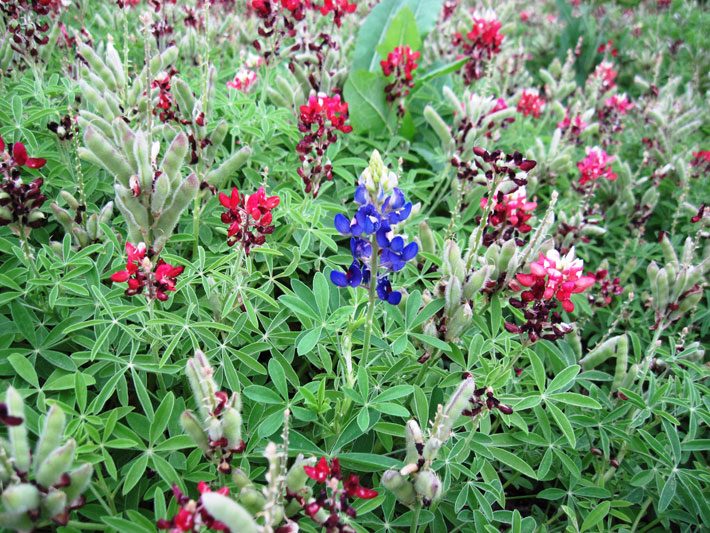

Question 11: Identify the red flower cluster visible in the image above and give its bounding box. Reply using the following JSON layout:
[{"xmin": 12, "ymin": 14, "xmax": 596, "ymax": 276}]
[
  {"xmin": 0, "ymin": 136, "xmax": 47, "ymax": 173},
  {"xmin": 1, "ymin": 0, "xmax": 56, "ymax": 64},
  {"xmin": 453, "ymin": 11, "xmax": 504, "ymax": 84},
  {"xmin": 296, "ymin": 457, "xmax": 377, "ymax": 530},
  {"xmin": 152, "ymin": 68, "xmax": 183, "ymax": 124},
  {"xmin": 589, "ymin": 269, "xmax": 623, "ymax": 307},
  {"xmin": 577, "ymin": 147, "xmax": 617, "ymax": 186},
  {"xmin": 558, "ymin": 112, "xmax": 588, "ymax": 142},
  {"xmin": 597, "ymin": 39, "xmax": 618, "ymax": 57},
  {"xmin": 218, "ymin": 186, "xmax": 279, "ymax": 254},
  {"xmin": 315, "ymin": 0, "xmax": 356, "ymax": 27},
  {"xmin": 0, "ymin": 135, "xmax": 47, "ymax": 230},
  {"xmin": 480, "ymin": 187, "xmax": 537, "ymax": 246},
  {"xmin": 157, "ymin": 483, "xmax": 229, "ymax": 532},
  {"xmin": 506, "ymin": 248, "xmax": 596, "ymax": 342},
  {"xmin": 462, "ymin": 384, "xmax": 514, "ymax": 418},
  {"xmin": 517, "ymin": 89, "xmax": 545, "ymax": 118},
  {"xmin": 110, "ymin": 242, "xmax": 184, "ymax": 301},
  {"xmin": 592, "ymin": 61, "xmax": 617, "ymax": 93},
  {"xmin": 380, "ymin": 46, "xmax": 420, "ymax": 115},
  {"xmin": 514, "ymin": 248, "xmax": 596, "ymax": 313},
  {"xmin": 690, "ymin": 150, "xmax": 710, "ymax": 177},
  {"xmin": 297, "ymin": 93, "xmax": 352, "ymax": 196}
]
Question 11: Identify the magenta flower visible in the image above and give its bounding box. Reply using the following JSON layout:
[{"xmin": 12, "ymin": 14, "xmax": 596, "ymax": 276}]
[{"xmin": 577, "ymin": 147, "xmax": 617, "ymax": 186}]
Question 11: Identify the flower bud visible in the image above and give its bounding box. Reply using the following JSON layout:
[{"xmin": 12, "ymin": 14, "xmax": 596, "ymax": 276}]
[
  {"xmin": 200, "ymin": 493, "xmax": 259, "ymax": 533},
  {"xmin": 423, "ymin": 105, "xmax": 453, "ymax": 150},
  {"xmin": 83, "ymin": 127, "xmax": 132, "ymax": 187},
  {"xmin": 419, "ymin": 222, "xmax": 436, "ymax": 254},
  {"xmin": 180, "ymin": 411, "xmax": 210, "ymax": 453},
  {"xmin": 444, "ymin": 276, "xmax": 462, "ymax": 316},
  {"xmin": 205, "ymin": 147, "xmax": 252, "ymax": 187},
  {"xmin": 42, "ymin": 489, "xmax": 67, "ymax": 519},
  {"xmin": 34, "ymin": 405, "xmax": 66, "ymax": 474},
  {"xmin": 221, "ymin": 408, "xmax": 243, "ymax": 450},
  {"xmin": 161, "ymin": 132, "xmax": 188, "ymax": 187},
  {"xmin": 6, "ymin": 387, "xmax": 30, "ymax": 474},
  {"xmin": 286, "ymin": 456, "xmax": 315, "ymax": 492},
  {"xmin": 446, "ymin": 303, "xmax": 472, "ymax": 341},
  {"xmin": 2, "ymin": 483, "xmax": 40, "ymax": 514},
  {"xmin": 414, "ymin": 470, "xmax": 441, "ymax": 505},
  {"xmin": 62, "ymin": 463, "xmax": 93, "ymax": 504},
  {"xmin": 36, "ymin": 439, "xmax": 76, "ymax": 488},
  {"xmin": 405, "ymin": 420, "xmax": 424, "ymax": 465},
  {"xmin": 151, "ymin": 173, "xmax": 172, "ymax": 216},
  {"xmin": 382, "ymin": 470, "xmax": 417, "ymax": 507}
]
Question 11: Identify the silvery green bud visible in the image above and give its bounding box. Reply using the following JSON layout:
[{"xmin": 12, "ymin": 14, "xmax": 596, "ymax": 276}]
[
  {"xmin": 611, "ymin": 335, "xmax": 629, "ymax": 390},
  {"xmin": 33, "ymin": 405, "xmax": 66, "ymax": 474},
  {"xmin": 382, "ymin": 470, "xmax": 417, "ymax": 507},
  {"xmin": 286, "ymin": 456, "xmax": 315, "ymax": 492},
  {"xmin": 423, "ymin": 105, "xmax": 453, "ymax": 151},
  {"xmin": 6, "ymin": 387, "xmax": 30, "ymax": 474},
  {"xmin": 59, "ymin": 191, "xmax": 80, "ymax": 210},
  {"xmin": 405, "ymin": 420, "xmax": 424, "ymax": 465},
  {"xmin": 180, "ymin": 411, "xmax": 210, "ymax": 453},
  {"xmin": 446, "ymin": 303, "xmax": 472, "ymax": 341},
  {"xmin": 655, "ymin": 268, "xmax": 670, "ymax": 311},
  {"xmin": 2, "ymin": 483, "xmax": 40, "ymax": 514},
  {"xmin": 153, "ymin": 173, "xmax": 199, "ymax": 252},
  {"xmin": 660, "ymin": 235, "xmax": 678, "ymax": 267},
  {"xmin": 151, "ymin": 173, "xmax": 172, "ymax": 216},
  {"xmin": 161, "ymin": 132, "xmax": 188, "ymax": 187},
  {"xmin": 419, "ymin": 222, "xmax": 436, "ymax": 254},
  {"xmin": 42, "ymin": 489, "xmax": 67, "ymax": 519},
  {"xmin": 444, "ymin": 277, "xmax": 462, "ymax": 316},
  {"xmin": 84, "ymin": 127, "xmax": 133, "ymax": 186},
  {"xmin": 238, "ymin": 486, "xmax": 266, "ymax": 514},
  {"xmin": 200, "ymin": 493, "xmax": 259, "ymax": 533},
  {"xmin": 205, "ymin": 147, "xmax": 252, "ymax": 187},
  {"xmin": 62, "ymin": 463, "xmax": 93, "ymax": 503},
  {"xmin": 86, "ymin": 214, "xmax": 99, "ymax": 240},
  {"xmin": 36, "ymin": 439, "xmax": 76, "ymax": 488},
  {"xmin": 498, "ymin": 239, "xmax": 517, "ymax": 273},
  {"xmin": 231, "ymin": 468, "xmax": 253, "ymax": 490},
  {"xmin": 414, "ymin": 470, "xmax": 441, "ymax": 505},
  {"xmin": 51, "ymin": 203, "xmax": 74, "ymax": 227},
  {"xmin": 463, "ymin": 266, "xmax": 488, "ymax": 299},
  {"xmin": 422, "ymin": 438, "xmax": 441, "ymax": 461},
  {"xmin": 222, "ymin": 408, "xmax": 242, "ymax": 450}
]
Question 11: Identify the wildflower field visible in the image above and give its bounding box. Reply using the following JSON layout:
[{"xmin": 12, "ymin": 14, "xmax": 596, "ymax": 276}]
[{"xmin": 0, "ymin": 0, "xmax": 708, "ymax": 531}]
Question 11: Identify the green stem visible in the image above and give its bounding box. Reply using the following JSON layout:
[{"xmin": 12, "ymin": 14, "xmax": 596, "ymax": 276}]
[
  {"xmin": 361, "ymin": 239, "xmax": 379, "ymax": 368},
  {"xmin": 630, "ymin": 496, "xmax": 653, "ymax": 533},
  {"xmin": 410, "ymin": 505, "xmax": 422, "ymax": 533},
  {"xmin": 192, "ymin": 195, "xmax": 202, "ymax": 258}
]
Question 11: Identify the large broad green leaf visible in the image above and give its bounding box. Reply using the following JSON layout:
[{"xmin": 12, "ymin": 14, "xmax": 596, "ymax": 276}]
[
  {"xmin": 352, "ymin": 0, "xmax": 444, "ymax": 72},
  {"xmin": 376, "ymin": 7, "xmax": 422, "ymax": 58},
  {"xmin": 343, "ymin": 71, "xmax": 393, "ymax": 135}
]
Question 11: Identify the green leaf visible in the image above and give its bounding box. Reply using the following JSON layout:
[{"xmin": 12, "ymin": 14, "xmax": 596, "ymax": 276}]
[
  {"xmin": 243, "ymin": 385, "xmax": 283, "ymax": 405},
  {"xmin": 546, "ymin": 365, "xmax": 580, "ymax": 393},
  {"xmin": 297, "ymin": 327, "xmax": 322, "ymax": 355},
  {"xmin": 580, "ymin": 501, "xmax": 610, "ymax": 532},
  {"xmin": 489, "ymin": 448, "xmax": 537, "ymax": 479},
  {"xmin": 8, "ymin": 353, "xmax": 39, "ymax": 388},
  {"xmin": 548, "ymin": 392, "xmax": 601, "ymax": 409},
  {"xmin": 150, "ymin": 392, "xmax": 175, "ymax": 443},
  {"xmin": 376, "ymin": 7, "xmax": 422, "ymax": 58},
  {"xmin": 547, "ymin": 401, "xmax": 576, "ymax": 448},
  {"xmin": 343, "ymin": 70, "xmax": 392, "ymax": 135},
  {"xmin": 122, "ymin": 454, "xmax": 149, "ymax": 495},
  {"xmin": 374, "ymin": 384, "xmax": 413, "ymax": 403},
  {"xmin": 313, "ymin": 272, "xmax": 329, "ymax": 318},
  {"xmin": 658, "ymin": 474, "xmax": 676, "ymax": 512},
  {"xmin": 528, "ymin": 350, "xmax": 546, "ymax": 392}
]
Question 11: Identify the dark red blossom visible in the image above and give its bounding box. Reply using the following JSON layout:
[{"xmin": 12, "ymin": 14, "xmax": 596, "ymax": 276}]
[
  {"xmin": 454, "ymin": 12, "xmax": 504, "ymax": 84},
  {"xmin": 110, "ymin": 242, "xmax": 184, "ymax": 301},
  {"xmin": 218, "ymin": 186, "xmax": 279, "ymax": 254},
  {"xmin": 589, "ymin": 269, "xmax": 623, "ymax": 307},
  {"xmin": 0, "ymin": 403, "xmax": 23, "ymax": 426},
  {"xmin": 157, "ymin": 483, "xmax": 230, "ymax": 532},
  {"xmin": 297, "ymin": 93, "xmax": 352, "ymax": 196},
  {"xmin": 380, "ymin": 46, "xmax": 420, "ymax": 115},
  {"xmin": 480, "ymin": 187, "xmax": 537, "ymax": 246},
  {"xmin": 315, "ymin": 0, "xmax": 356, "ymax": 26},
  {"xmin": 462, "ymin": 386, "xmax": 513, "ymax": 418},
  {"xmin": 690, "ymin": 150, "xmax": 710, "ymax": 178}
]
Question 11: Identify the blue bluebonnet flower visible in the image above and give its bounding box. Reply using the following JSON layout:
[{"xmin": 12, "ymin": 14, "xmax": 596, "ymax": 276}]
[{"xmin": 330, "ymin": 150, "xmax": 418, "ymax": 305}]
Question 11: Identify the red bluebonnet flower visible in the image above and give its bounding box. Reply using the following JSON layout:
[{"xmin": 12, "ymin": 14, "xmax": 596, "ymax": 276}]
[
  {"xmin": 691, "ymin": 204, "xmax": 707, "ymax": 224},
  {"xmin": 577, "ymin": 147, "xmax": 617, "ymax": 186},
  {"xmin": 48, "ymin": 115, "xmax": 75, "ymax": 141},
  {"xmin": 297, "ymin": 93, "xmax": 352, "ymax": 196},
  {"xmin": 591, "ymin": 61, "xmax": 617, "ymax": 93},
  {"xmin": 315, "ymin": 0, "xmax": 356, "ymax": 26},
  {"xmin": 453, "ymin": 10, "xmax": 504, "ymax": 84},
  {"xmin": 462, "ymin": 386, "xmax": 514, "ymax": 418},
  {"xmin": 110, "ymin": 242, "xmax": 184, "ymax": 301},
  {"xmin": 0, "ymin": 136, "xmax": 47, "ymax": 172},
  {"xmin": 0, "ymin": 403, "xmax": 23, "ymax": 426},
  {"xmin": 157, "ymin": 483, "xmax": 230, "ymax": 532},
  {"xmin": 506, "ymin": 248, "xmax": 596, "ymax": 342},
  {"xmin": 226, "ymin": 68, "xmax": 258, "ymax": 93},
  {"xmin": 380, "ymin": 46, "xmax": 420, "ymax": 115},
  {"xmin": 690, "ymin": 150, "xmax": 710, "ymax": 178},
  {"xmin": 558, "ymin": 112, "xmax": 588, "ymax": 142},
  {"xmin": 300, "ymin": 456, "xmax": 377, "ymax": 530},
  {"xmin": 218, "ymin": 186, "xmax": 279, "ymax": 254},
  {"xmin": 517, "ymin": 89, "xmax": 545, "ymax": 118},
  {"xmin": 480, "ymin": 187, "xmax": 537, "ymax": 246},
  {"xmin": 597, "ymin": 39, "xmax": 618, "ymax": 57},
  {"xmin": 589, "ymin": 269, "xmax": 623, "ymax": 307},
  {"xmin": 514, "ymin": 248, "xmax": 596, "ymax": 313}
]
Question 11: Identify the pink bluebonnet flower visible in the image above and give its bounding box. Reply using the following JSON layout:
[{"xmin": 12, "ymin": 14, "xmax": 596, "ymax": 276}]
[
  {"xmin": 453, "ymin": 10, "xmax": 504, "ymax": 84},
  {"xmin": 517, "ymin": 89, "xmax": 545, "ymax": 118},
  {"xmin": 226, "ymin": 68, "xmax": 258, "ymax": 92},
  {"xmin": 110, "ymin": 242, "xmax": 184, "ymax": 302},
  {"xmin": 480, "ymin": 187, "xmax": 537, "ymax": 246},
  {"xmin": 577, "ymin": 147, "xmax": 617, "ymax": 186}
]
